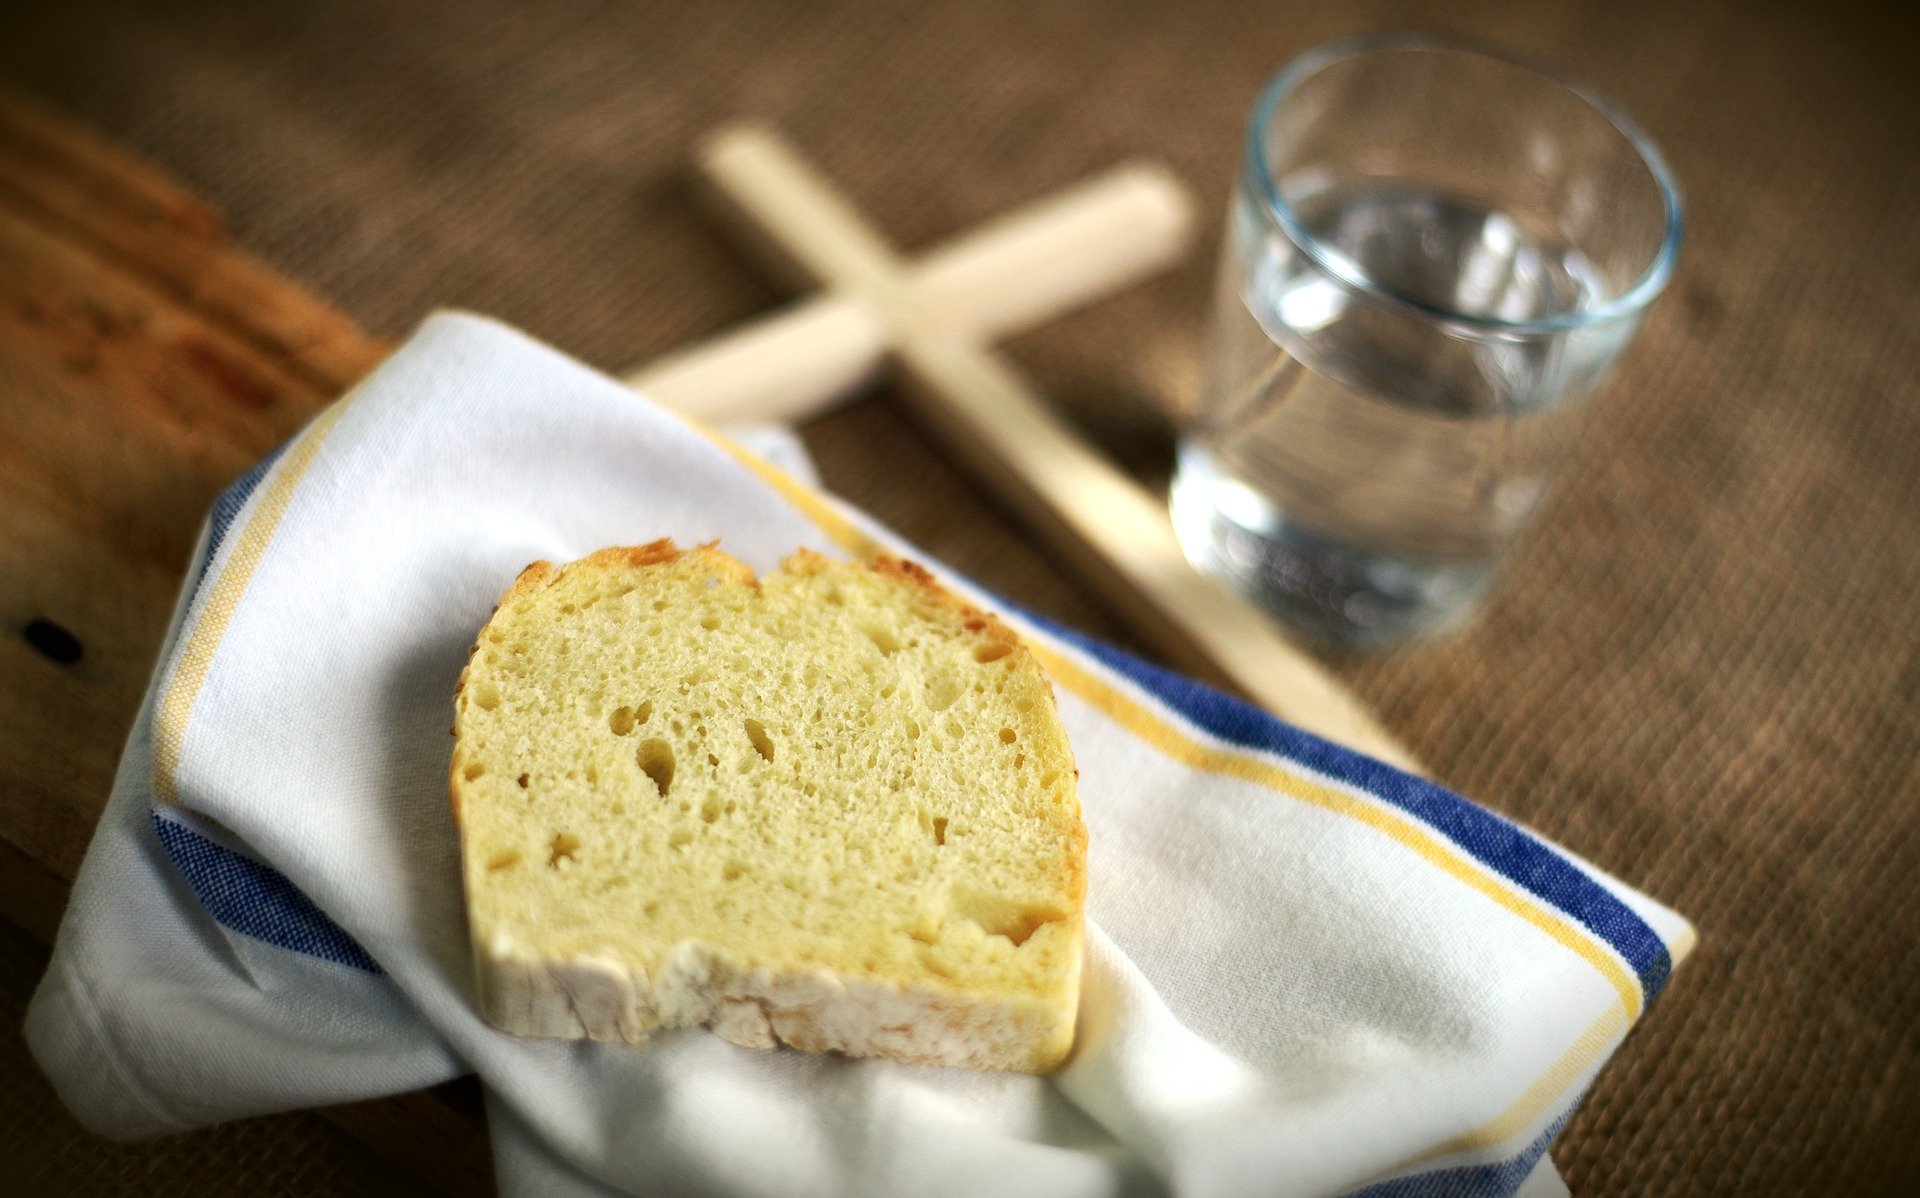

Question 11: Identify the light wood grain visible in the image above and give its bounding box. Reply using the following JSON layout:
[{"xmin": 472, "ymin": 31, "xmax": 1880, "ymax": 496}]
[
  {"xmin": 692, "ymin": 126, "xmax": 1419, "ymax": 772},
  {"xmin": 630, "ymin": 162, "xmax": 1190, "ymax": 424}
]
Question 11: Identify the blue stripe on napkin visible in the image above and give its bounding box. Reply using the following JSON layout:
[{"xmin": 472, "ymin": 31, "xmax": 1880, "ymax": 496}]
[
  {"xmin": 151, "ymin": 812, "xmax": 383, "ymax": 975},
  {"xmin": 1022, "ymin": 611, "xmax": 1673, "ymax": 1003},
  {"xmin": 156, "ymin": 452, "xmax": 387, "ymax": 974}
]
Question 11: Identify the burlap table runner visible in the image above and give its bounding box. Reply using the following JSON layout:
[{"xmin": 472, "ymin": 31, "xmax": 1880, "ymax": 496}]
[{"xmin": 4, "ymin": 0, "xmax": 1915, "ymax": 1192}]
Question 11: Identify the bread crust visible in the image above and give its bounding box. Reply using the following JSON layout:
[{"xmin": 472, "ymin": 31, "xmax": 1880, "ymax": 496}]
[
  {"xmin": 476, "ymin": 931, "xmax": 1079, "ymax": 1072},
  {"xmin": 451, "ymin": 541, "xmax": 1084, "ymax": 1073}
]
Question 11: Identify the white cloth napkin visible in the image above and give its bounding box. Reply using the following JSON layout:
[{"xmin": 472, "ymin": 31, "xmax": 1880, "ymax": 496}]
[{"xmin": 27, "ymin": 313, "xmax": 1691, "ymax": 1197}]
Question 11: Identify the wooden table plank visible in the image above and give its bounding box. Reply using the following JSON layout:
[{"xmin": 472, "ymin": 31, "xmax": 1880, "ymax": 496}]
[
  {"xmin": 0, "ymin": 90, "xmax": 484, "ymax": 1197},
  {"xmin": 0, "ymin": 85, "xmax": 389, "ymax": 390}
]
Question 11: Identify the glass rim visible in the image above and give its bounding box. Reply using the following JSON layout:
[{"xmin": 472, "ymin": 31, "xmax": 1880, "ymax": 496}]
[{"xmin": 1247, "ymin": 32, "xmax": 1685, "ymax": 336}]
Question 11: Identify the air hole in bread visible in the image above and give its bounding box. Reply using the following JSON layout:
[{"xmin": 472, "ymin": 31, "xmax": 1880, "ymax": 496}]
[
  {"xmin": 923, "ymin": 673, "xmax": 962, "ymax": 712},
  {"xmin": 953, "ymin": 889, "xmax": 1062, "ymax": 948},
  {"xmin": 920, "ymin": 952, "xmax": 957, "ymax": 979},
  {"xmin": 668, "ymin": 828, "xmax": 693, "ymax": 850},
  {"xmin": 974, "ymin": 642, "xmax": 1012, "ymax": 664},
  {"xmin": 486, "ymin": 849, "xmax": 520, "ymax": 872},
  {"xmin": 462, "ymin": 762, "xmax": 485, "ymax": 781},
  {"xmin": 745, "ymin": 718, "xmax": 775, "ymax": 762},
  {"xmin": 472, "ymin": 682, "xmax": 501, "ymax": 711},
  {"xmin": 701, "ymin": 615, "xmax": 721, "ymax": 631},
  {"xmin": 638, "ymin": 738, "xmax": 676, "ymax": 796},
  {"xmin": 722, "ymin": 861, "xmax": 747, "ymax": 882},
  {"xmin": 863, "ymin": 621, "xmax": 902, "ymax": 655},
  {"xmin": 700, "ymin": 796, "xmax": 724, "ymax": 823},
  {"xmin": 548, "ymin": 832, "xmax": 580, "ymax": 867},
  {"xmin": 932, "ymin": 816, "xmax": 949, "ymax": 846},
  {"xmin": 516, "ymin": 772, "xmax": 530, "ymax": 789},
  {"xmin": 609, "ymin": 705, "xmax": 638, "ymax": 735},
  {"xmin": 999, "ymin": 728, "xmax": 1017, "ymax": 744}
]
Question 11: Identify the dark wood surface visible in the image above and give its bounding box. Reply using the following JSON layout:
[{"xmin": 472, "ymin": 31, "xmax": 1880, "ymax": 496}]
[
  {"xmin": 0, "ymin": 88, "xmax": 491, "ymax": 1195},
  {"xmin": 0, "ymin": 81, "xmax": 376, "ymax": 906}
]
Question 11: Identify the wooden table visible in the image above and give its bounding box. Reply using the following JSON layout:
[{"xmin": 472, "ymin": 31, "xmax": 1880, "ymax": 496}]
[{"xmin": 0, "ymin": 88, "xmax": 500, "ymax": 1193}]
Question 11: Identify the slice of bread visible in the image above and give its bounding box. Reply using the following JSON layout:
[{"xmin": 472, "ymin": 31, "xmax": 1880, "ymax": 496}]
[{"xmin": 451, "ymin": 541, "xmax": 1085, "ymax": 1072}]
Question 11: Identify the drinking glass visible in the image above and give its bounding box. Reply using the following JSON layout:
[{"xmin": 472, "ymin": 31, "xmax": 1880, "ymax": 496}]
[{"xmin": 1171, "ymin": 34, "xmax": 1682, "ymax": 648}]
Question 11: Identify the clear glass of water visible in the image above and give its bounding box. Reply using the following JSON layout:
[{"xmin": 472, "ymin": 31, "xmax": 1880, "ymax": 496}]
[{"xmin": 1171, "ymin": 34, "xmax": 1682, "ymax": 648}]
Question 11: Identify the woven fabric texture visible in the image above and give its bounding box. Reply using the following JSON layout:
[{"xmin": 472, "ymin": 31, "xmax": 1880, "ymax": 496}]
[{"xmin": 4, "ymin": 0, "xmax": 1917, "ymax": 1193}]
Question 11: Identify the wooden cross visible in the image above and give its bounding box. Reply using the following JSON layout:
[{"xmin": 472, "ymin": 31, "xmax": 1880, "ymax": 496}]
[{"xmin": 626, "ymin": 126, "xmax": 1415, "ymax": 771}]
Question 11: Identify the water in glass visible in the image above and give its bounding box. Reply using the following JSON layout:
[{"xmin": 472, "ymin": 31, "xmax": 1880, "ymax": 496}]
[{"xmin": 1173, "ymin": 183, "xmax": 1620, "ymax": 647}]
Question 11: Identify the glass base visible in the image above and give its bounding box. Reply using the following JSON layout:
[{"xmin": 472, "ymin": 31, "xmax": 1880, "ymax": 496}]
[{"xmin": 1170, "ymin": 447, "xmax": 1494, "ymax": 650}]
